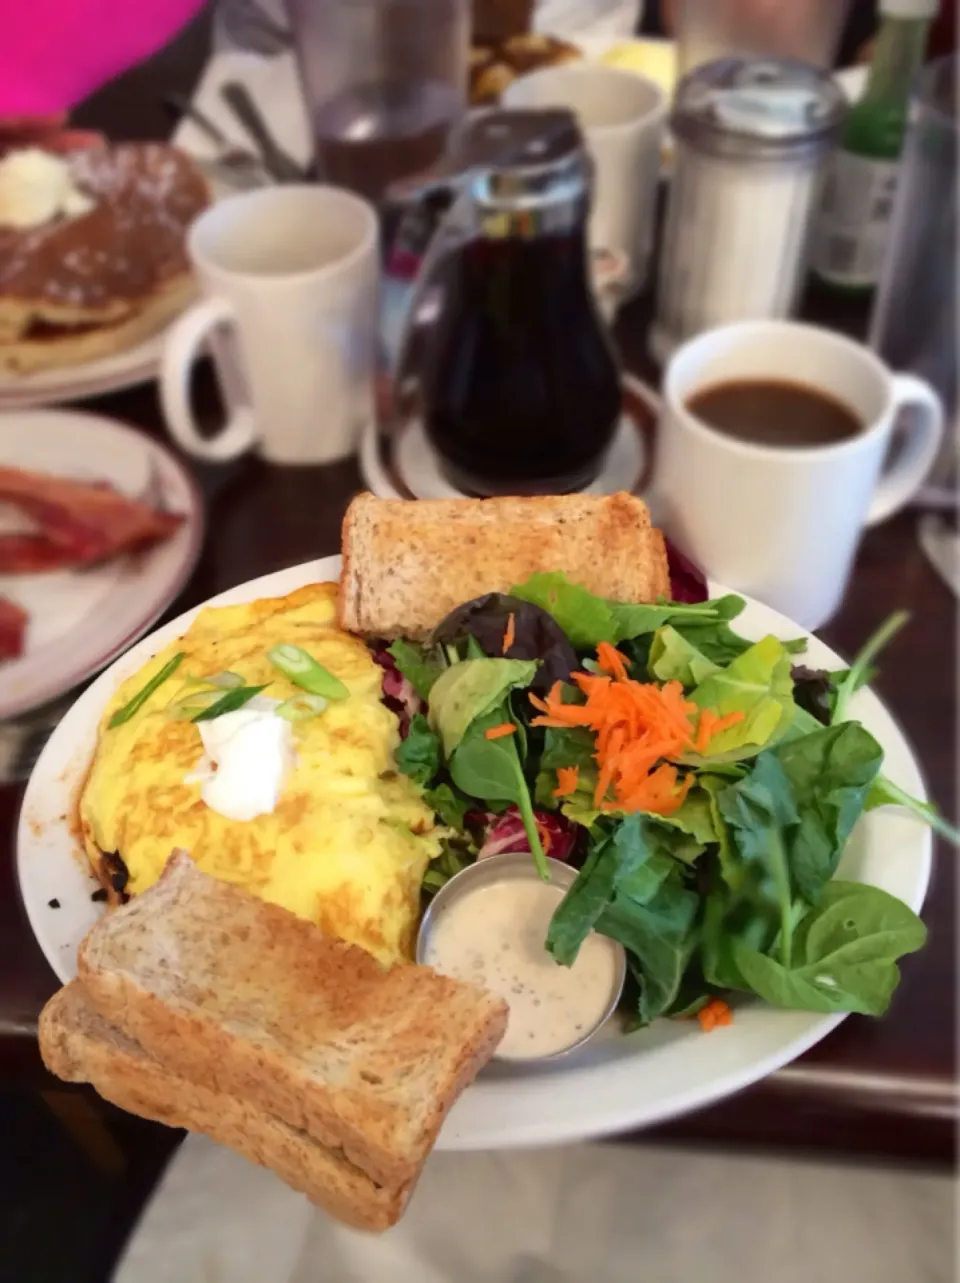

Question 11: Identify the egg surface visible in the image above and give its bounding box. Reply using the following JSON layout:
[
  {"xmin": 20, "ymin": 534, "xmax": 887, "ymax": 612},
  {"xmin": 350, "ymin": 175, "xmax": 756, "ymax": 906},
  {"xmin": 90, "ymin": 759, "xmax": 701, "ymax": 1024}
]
[{"xmin": 79, "ymin": 583, "xmax": 442, "ymax": 964}]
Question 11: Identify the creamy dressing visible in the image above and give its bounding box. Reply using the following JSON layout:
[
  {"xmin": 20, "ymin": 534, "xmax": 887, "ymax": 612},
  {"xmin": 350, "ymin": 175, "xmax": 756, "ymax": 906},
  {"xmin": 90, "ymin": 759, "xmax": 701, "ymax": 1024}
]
[
  {"xmin": 187, "ymin": 699, "xmax": 294, "ymax": 822},
  {"xmin": 425, "ymin": 879, "xmax": 621, "ymax": 1059}
]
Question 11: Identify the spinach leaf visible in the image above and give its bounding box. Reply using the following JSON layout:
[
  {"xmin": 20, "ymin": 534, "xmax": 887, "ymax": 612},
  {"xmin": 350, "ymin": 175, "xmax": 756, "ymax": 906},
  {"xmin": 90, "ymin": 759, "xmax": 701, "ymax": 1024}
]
[
  {"xmin": 770, "ymin": 722, "xmax": 883, "ymax": 902},
  {"xmin": 395, "ymin": 713, "xmax": 440, "ymax": 786},
  {"xmin": 450, "ymin": 706, "xmax": 547, "ymax": 878},
  {"xmin": 732, "ymin": 881, "xmax": 926, "ymax": 1015},
  {"xmin": 685, "ymin": 635, "xmax": 796, "ymax": 762},
  {"xmin": 699, "ymin": 776, "xmax": 739, "ymax": 887},
  {"xmin": 616, "ymin": 849, "xmax": 676, "ymax": 905},
  {"xmin": 546, "ymin": 814, "xmax": 653, "ymax": 965},
  {"xmin": 423, "ymin": 783, "xmax": 471, "ymax": 831},
  {"xmin": 832, "ymin": 610, "xmax": 908, "ymax": 726},
  {"xmin": 597, "ymin": 875, "xmax": 700, "ymax": 1024},
  {"xmin": 648, "ymin": 625, "xmax": 721, "ymax": 687},
  {"xmin": 673, "ymin": 595, "xmax": 806, "ymax": 667},
  {"xmin": 509, "ymin": 572, "xmax": 721, "ymax": 648},
  {"xmin": 428, "ymin": 657, "xmax": 538, "ymax": 756},
  {"xmin": 716, "ymin": 752, "xmax": 799, "ymax": 964},
  {"xmin": 387, "ymin": 639, "xmax": 446, "ymax": 700},
  {"xmin": 866, "ymin": 774, "xmax": 960, "ymax": 845}
]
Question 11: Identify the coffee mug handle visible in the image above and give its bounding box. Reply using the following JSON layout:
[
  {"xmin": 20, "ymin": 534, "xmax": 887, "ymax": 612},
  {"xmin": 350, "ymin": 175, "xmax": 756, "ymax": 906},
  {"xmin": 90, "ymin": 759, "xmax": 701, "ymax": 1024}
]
[
  {"xmin": 160, "ymin": 297, "xmax": 257, "ymax": 462},
  {"xmin": 866, "ymin": 374, "xmax": 944, "ymax": 527}
]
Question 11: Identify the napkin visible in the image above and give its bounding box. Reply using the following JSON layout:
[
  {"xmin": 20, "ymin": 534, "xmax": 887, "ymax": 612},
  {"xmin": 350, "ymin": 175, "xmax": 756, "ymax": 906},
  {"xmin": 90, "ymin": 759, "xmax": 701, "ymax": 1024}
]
[
  {"xmin": 0, "ymin": 0, "xmax": 205, "ymax": 118},
  {"xmin": 111, "ymin": 1132, "xmax": 951, "ymax": 1283}
]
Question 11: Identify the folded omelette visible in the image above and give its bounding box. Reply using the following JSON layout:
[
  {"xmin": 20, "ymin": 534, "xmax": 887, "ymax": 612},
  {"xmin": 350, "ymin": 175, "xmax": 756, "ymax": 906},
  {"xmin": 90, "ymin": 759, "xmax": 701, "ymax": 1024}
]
[{"xmin": 79, "ymin": 583, "xmax": 442, "ymax": 965}]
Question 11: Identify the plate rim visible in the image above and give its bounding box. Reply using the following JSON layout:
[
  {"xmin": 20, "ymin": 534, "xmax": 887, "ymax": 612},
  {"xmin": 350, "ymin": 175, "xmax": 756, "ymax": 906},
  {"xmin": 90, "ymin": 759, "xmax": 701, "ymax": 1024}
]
[
  {"xmin": 16, "ymin": 556, "xmax": 933, "ymax": 1147},
  {"xmin": 0, "ymin": 408, "xmax": 205, "ymax": 718}
]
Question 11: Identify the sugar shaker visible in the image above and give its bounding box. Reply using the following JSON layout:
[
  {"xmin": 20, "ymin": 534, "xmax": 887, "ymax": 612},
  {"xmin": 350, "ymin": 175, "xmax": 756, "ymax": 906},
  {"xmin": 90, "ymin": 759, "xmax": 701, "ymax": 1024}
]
[{"xmin": 651, "ymin": 58, "xmax": 846, "ymax": 363}]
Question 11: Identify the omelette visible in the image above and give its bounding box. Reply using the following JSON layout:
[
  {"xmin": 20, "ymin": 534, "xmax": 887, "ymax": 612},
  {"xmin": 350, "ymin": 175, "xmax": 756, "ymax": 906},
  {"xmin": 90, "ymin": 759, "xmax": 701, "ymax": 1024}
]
[{"xmin": 79, "ymin": 583, "xmax": 443, "ymax": 965}]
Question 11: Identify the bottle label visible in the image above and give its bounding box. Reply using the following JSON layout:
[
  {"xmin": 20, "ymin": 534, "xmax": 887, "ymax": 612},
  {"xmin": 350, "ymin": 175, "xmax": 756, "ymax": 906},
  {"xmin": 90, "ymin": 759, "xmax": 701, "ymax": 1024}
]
[{"xmin": 812, "ymin": 151, "xmax": 900, "ymax": 288}]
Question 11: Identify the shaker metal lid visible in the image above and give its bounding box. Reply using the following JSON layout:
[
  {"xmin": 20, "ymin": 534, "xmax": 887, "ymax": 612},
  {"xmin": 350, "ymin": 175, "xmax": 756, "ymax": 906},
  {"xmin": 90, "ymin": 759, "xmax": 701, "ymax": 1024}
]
[{"xmin": 672, "ymin": 57, "xmax": 847, "ymax": 160}]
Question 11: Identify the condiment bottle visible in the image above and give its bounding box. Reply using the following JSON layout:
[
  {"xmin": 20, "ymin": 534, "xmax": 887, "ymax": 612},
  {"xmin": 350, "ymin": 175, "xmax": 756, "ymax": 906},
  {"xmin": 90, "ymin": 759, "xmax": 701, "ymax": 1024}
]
[
  {"xmin": 651, "ymin": 58, "xmax": 846, "ymax": 363},
  {"xmin": 421, "ymin": 109, "xmax": 622, "ymax": 495},
  {"xmin": 810, "ymin": 0, "xmax": 938, "ymax": 295}
]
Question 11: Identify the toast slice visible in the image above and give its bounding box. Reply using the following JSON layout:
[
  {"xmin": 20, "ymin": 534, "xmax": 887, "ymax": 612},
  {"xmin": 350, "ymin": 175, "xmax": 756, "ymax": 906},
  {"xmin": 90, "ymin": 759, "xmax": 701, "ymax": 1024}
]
[
  {"xmin": 77, "ymin": 852, "xmax": 507, "ymax": 1188},
  {"xmin": 39, "ymin": 982, "xmax": 416, "ymax": 1232},
  {"xmin": 338, "ymin": 492, "xmax": 670, "ymax": 640}
]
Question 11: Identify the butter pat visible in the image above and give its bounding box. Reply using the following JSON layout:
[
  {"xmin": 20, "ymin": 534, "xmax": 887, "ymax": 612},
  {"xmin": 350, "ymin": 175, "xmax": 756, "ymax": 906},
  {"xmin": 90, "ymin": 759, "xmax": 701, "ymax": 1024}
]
[{"xmin": 0, "ymin": 148, "xmax": 95, "ymax": 231}]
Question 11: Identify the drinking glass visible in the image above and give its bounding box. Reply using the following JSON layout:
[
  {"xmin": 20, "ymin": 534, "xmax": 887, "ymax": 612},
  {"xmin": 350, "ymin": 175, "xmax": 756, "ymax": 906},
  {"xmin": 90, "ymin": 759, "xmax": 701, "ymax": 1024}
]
[
  {"xmin": 675, "ymin": 0, "xmax": 852, "ymax": 79},
  {"xmin": 869, "ymin": 55, "xmax": 957, "ymax": 504},
  {"xmin": 284, "ymin": 0, "xmax": 468, "ymax": 203}
]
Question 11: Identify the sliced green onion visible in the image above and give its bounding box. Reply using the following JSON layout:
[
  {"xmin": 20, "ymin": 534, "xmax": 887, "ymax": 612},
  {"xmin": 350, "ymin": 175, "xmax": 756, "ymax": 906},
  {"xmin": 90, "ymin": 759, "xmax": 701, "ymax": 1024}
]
[
  {"xmin": 277, "ymin": 693, "xmax": 328, "ymax": 722},
  {"xmin": 167, "ymin": 689, "xmax": 225, "ymax": 720},
  {"xmin": 109, "ymin": 652, "xmax": 185, "ymax": 728},
  {"xmin": 192, "ymin": 684, "xmax": 269, "ymax": 722},
  {"xmin": 267, "ymin": 644, "xmax": 349, "ymax": 700},
  {"xmin": 207, "ymin": 670, "xmax": 244, "ymax": 690}
]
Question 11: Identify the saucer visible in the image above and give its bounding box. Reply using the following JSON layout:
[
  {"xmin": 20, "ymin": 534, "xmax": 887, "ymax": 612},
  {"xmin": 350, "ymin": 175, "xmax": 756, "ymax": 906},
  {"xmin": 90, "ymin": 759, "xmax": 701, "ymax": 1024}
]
[{"xmin": 361, "ymin": 374, "xmax": 660, "ymax": 501}]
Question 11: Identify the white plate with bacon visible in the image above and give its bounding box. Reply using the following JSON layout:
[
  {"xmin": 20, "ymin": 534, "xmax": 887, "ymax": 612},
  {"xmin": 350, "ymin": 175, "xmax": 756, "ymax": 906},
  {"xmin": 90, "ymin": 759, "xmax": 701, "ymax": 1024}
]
[{"xmin": 0, "ymin": 409, "xmax": 204, "ymax": 718}]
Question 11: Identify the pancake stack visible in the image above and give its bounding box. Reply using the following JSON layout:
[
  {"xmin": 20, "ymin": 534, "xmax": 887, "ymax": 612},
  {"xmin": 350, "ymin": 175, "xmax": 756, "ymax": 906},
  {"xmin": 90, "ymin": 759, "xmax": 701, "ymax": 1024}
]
[{"xmin": 0, "ymin": 142, "xmax": 209, "ymax": 377}]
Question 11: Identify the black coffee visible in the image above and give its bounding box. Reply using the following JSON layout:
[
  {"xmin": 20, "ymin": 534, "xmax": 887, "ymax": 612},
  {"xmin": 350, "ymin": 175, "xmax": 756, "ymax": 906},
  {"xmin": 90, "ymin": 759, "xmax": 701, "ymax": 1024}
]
[{"xmin": 686, "ymin": 379, "xmax": 863, "ymax": 448}]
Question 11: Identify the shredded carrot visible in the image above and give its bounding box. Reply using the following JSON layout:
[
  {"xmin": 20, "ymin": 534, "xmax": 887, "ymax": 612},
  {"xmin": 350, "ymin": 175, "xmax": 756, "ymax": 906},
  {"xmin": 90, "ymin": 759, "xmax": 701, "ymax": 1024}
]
[
  {"xmin": 536, "ymin": 819, "xmax": 553, "ymax": 855},
  {"xmin": 698, "ymin": 998, "xmax": 733, "ymax": 1032},
  {"xmin": 484, "ymin": 722, "xmax": 517, "ymax": 740},
  {"xmin": 529, "ymin": 652, "xmax": 745, "ymax": 817},
  {"xmin": 596, "ymin": 641, "xmax": 631, "ymax": 683},
  {"xmin": 553, "ymin": 766, "xmax": 580, "ymax": 798},
  {"xmin": 502, "ymin": 612, "xmax": 516, "ymax": 655},
  {"xmin": 694, "ymin": 708, "xmax": 746, "ymax": 753}
]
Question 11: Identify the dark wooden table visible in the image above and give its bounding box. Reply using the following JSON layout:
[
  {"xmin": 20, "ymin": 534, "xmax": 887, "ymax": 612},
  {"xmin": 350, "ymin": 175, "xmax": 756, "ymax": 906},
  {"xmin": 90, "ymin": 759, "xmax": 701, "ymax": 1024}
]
[{"xmin": 1, "ymin": 15, "xmax": 955, "ymax": 1169}]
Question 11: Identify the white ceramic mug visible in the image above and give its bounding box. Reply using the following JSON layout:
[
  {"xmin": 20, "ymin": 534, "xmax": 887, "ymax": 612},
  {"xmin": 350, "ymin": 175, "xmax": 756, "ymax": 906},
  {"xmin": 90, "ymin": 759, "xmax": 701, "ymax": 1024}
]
[
  {"xmin": 503, "ymin": 64, "xmax": 666, "ymax": 293},
  {"xmin": 161, "ymin": 185, "xmax": 379, "ymax": 466},
  {"xmin": 654, "ymin": 320, "xmax": 944, "ymax": 630}
]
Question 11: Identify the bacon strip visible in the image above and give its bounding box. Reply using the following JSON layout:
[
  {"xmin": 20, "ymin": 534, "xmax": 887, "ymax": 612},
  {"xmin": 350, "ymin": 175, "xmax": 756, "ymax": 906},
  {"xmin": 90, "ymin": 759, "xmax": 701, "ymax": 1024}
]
[
  {"xmin": 0, "ymin": 467, "xmax": 183, "ymax": 573},
  {"xmin": 0, "ymin": 597, "xmax": 27, "ymax": 659}
]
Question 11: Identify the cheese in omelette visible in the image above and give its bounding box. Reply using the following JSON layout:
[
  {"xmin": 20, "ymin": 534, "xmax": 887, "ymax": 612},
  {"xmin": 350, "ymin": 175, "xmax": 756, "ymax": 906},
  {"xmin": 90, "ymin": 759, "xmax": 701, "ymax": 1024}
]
[{"xmin": 79, "ymin": 583, "xmax": 443, "ymax": 965}]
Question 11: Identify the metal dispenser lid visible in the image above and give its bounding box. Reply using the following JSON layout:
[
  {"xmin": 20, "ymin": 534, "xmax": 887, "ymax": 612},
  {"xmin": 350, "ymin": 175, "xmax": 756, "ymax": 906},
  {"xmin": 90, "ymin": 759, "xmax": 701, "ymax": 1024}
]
[{"xmin": 672, "ymin": 57, "xmax": 847, "ymax": 162}]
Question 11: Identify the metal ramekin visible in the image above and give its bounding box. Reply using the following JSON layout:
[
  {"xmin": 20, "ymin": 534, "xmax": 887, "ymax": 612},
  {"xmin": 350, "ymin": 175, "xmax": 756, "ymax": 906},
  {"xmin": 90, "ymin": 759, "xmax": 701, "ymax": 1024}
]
[{"xmin": 416, "ymin": 852, "xmax": 626, "ymax": 1062}]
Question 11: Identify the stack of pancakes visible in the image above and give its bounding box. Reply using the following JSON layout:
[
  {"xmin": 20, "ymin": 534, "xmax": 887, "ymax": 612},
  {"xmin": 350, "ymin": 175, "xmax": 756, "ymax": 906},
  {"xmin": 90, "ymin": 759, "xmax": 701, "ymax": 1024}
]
[{"xmin": 0, "ymin": 142, "xmax": 209, "ymax": 378}]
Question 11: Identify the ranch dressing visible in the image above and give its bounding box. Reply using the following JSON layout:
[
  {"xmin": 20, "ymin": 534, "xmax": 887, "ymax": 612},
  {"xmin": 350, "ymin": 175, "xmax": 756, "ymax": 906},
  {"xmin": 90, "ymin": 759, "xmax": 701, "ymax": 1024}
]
[{"xmin": 425, "ymin": 878, "xmax": 621, "ymax": 1059}]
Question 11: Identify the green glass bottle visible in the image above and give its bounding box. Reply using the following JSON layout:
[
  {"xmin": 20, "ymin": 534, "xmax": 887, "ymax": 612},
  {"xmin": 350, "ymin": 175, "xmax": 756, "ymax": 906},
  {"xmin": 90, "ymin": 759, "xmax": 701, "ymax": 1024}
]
[{"xmin": 811, "ymin": 0, "xmax": 937, "ymax": 294}]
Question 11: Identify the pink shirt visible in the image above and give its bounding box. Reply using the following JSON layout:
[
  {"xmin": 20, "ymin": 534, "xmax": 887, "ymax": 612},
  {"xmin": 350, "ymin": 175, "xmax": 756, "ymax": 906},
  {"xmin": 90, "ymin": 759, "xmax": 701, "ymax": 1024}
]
[{"xmin": 2, "ymin": 0, "xmax": 206, "ymax": 117}]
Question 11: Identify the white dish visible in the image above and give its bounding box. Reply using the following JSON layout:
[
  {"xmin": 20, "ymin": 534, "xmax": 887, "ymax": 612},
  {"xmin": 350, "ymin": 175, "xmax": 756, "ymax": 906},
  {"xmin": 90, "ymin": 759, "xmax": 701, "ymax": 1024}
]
[
  {"xmin": 0, "ymin": 333, "xmax": 168, "ymax": 411},
  {"xmin": 17, "ymin": 556, "xmax": 931, "ymax": 1148},
  {"xmin": 0, "ymin": 410, "xmax": 204, "ymax": 718}
]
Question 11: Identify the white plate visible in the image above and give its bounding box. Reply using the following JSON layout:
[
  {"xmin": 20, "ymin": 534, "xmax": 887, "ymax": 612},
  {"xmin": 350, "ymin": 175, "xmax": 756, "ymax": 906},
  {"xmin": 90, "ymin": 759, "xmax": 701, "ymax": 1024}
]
[
  {"xmin": 0, "ymin": 410, "xmax": 204, "ymax": 718},
  {"xmin": 17, "ymin": 557, "xmax": 931, "ymax": 1148},
  {"xmin": 0, "ymin": 333, "xmax": 167, "ymax": 411}
]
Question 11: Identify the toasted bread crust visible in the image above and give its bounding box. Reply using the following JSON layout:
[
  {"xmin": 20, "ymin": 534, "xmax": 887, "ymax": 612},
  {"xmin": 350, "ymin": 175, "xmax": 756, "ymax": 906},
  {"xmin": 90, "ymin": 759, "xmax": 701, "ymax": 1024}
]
[
  {"xmin": 39, "ymin": 983, "xmax": 417, "ymax": 1232},
  {"xmin": 77, "ymin": 853, "xmax": 507, "ymax": 1189},
  {"xmin": 337, "ymin": 492, "xmax": 671, "ymax": 640}
]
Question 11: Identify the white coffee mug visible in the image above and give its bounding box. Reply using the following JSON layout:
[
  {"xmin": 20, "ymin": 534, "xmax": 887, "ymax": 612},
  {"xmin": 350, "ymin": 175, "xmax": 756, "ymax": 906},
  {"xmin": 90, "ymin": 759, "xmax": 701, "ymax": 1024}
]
[
  {"xmin": 503, "ymin": 64, "xmax": 666, "ymax": 293},
  {"xmin": 161, "ymin": 185, "xmax": 379, "ymax": 466},
  {"xmin": 653, "ymin": 320, "xmax": 944, "ymax": 630}
]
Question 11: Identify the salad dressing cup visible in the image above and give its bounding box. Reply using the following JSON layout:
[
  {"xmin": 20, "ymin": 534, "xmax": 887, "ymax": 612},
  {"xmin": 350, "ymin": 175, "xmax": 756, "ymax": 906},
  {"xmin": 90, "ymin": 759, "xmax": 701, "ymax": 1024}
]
[{"xmin": 417, "ymin": 853, "xmax": 626, "ymax": 1062}]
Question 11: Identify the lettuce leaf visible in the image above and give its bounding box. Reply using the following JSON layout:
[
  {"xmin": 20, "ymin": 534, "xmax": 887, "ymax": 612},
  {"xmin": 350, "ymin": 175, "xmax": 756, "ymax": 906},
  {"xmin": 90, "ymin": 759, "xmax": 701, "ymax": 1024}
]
[
  {"xmin": 685, "ymin": 635, "xmax": 797, "ymax": 763},
  {"xmin": 428, "ymin": 657, "xmax": 538, "ymax": 756}
]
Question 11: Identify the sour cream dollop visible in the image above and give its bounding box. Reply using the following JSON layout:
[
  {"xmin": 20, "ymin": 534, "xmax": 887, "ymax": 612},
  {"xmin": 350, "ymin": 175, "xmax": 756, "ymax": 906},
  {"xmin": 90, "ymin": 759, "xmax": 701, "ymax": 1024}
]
[{"xmin": 188, "ymin": 699, "xmax": 294, "ymax": 822}]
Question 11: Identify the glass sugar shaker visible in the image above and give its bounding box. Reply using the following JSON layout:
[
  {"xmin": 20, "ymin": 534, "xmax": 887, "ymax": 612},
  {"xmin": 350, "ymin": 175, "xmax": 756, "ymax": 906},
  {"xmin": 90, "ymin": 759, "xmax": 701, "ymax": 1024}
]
[{"xmin": 651, "ymin": 58, "xmax": 846, "ymax": 363}]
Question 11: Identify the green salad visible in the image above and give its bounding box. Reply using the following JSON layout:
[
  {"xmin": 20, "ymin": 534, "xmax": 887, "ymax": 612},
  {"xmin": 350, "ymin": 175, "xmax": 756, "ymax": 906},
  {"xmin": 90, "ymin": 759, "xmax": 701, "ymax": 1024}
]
[{"xmin": 380, "ymin": 575, "xmax": 955, "ymax": 1029}]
